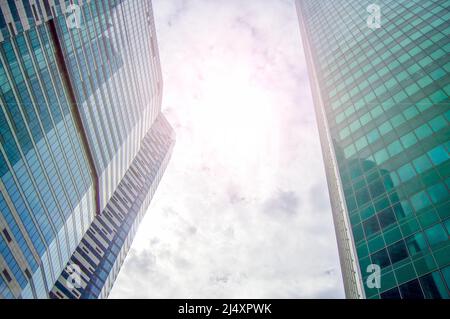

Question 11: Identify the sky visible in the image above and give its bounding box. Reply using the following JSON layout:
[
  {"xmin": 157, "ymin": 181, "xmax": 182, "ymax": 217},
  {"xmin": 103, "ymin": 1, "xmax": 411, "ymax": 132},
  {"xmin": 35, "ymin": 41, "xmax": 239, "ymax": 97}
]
[{"xmin": 109, "ymin": 0, "xmax": 345, "ymax": 298}]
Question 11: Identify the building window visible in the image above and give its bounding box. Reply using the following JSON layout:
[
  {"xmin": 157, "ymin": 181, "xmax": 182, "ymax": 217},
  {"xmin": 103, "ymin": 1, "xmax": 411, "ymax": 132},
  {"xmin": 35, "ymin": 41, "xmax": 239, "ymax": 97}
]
[
  {"xmin": 2, "ymin": 229, "xmax": 12, "ymax": 242},
  {"xmin": 2, "ymin": 269, "xmax": 12, "ymax": 282}
]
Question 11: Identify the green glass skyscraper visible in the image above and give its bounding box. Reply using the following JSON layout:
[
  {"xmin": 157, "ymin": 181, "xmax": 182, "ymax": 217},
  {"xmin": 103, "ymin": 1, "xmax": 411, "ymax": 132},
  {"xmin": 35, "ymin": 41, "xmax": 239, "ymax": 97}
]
[{"xmin": 296, "ymin": 0, "xmax": 449, "ymax": 298}]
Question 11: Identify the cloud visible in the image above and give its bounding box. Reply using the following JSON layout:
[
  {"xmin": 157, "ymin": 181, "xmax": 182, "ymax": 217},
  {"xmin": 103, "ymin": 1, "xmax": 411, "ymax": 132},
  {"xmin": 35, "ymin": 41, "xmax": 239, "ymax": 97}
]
[
  {"xmin": 109, "ymin": 0, "xmax": 344, "ymax": 299},
  {"xmin": 125, "ymin": 249, "xmax": 157, "ymax": 274},
  {"xmin": 263, "ymin": 190, "xmax": 301, "ymax": 216}
]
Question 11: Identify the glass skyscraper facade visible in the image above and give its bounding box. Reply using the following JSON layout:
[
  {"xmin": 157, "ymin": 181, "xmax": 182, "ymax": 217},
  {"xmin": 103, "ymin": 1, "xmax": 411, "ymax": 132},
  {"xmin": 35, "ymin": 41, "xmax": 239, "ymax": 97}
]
[
  {"xmin": 296, "ymin": 0, "xmax": 449, "ymax": 298},
  {"xmin": 50, "ymin": 115, "xmax": 174, "ymax": 299},
  {"xmin": 0, "ymin": 0, "xmax": 174, "ymax": 299}
]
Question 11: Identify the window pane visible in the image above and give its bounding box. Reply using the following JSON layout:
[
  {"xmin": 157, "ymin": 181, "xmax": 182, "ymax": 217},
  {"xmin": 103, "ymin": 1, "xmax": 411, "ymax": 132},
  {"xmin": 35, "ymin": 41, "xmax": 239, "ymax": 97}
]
[
  {"xmin": 399, "ymin": 279, "xmax": 424, "ymax": 299},
  {"xmin": 378, "ymin": 207, "xmax": 396, "ymax": 229},
  {"xmin": 442, "ymin": 266, "xmax": 450, "ymax": 290},
  {"xmin": 406, "ymin": 232, "xmax": 427, "ymax": 256},
  {"xmin": 419, "ymin": 272, "xmax": 449, "ymax": 299},
  {"xmin": 371, "ymin": 248, "xmax": 391, "ymax": 268},
  {"xmin": 363, "ymin": 215, "xmax": 380, "ymax": 237},
  {"xmin": 424, "ymin": 224, "xmax": 447, "ymax": 247},
  {"xmin": 380, "ymin": 287, "xmax": 401, "ymax": 299},
  {"xmin": 387, "ymin": 240, "xmax": 409, "ymax": 264}
]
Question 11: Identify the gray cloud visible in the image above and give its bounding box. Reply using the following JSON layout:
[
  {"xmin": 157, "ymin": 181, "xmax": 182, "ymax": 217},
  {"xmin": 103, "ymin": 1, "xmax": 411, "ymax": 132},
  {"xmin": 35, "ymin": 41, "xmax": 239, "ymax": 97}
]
[
  {"xmin": 125, "ymin": 249, "xmax": 157, "ymax": 274},
  {"xmin": 263, "ymin": 190, "xmax": 301, "ymax": 216}
]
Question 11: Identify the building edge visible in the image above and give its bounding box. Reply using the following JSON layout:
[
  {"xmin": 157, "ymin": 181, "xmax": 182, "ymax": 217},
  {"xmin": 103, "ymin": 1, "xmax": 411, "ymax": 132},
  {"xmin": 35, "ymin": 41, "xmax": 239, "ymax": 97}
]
[{"xmin": 295, "ymin": 0, "xmax": 365, "ymax": 299}]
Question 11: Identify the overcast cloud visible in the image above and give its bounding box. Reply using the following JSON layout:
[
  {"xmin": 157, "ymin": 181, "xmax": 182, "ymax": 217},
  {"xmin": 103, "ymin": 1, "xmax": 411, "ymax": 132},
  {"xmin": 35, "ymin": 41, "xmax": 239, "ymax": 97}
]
[{"xmin": 109, "ymin": 0, "xmax": 345, "ymax": 298}]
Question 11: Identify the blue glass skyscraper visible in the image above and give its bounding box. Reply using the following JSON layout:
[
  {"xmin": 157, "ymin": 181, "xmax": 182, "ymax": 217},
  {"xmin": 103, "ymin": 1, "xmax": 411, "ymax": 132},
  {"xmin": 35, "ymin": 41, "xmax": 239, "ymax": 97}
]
[{"xmin": 0, "ymin": 0, "xmax": 174, "ymax": 299}]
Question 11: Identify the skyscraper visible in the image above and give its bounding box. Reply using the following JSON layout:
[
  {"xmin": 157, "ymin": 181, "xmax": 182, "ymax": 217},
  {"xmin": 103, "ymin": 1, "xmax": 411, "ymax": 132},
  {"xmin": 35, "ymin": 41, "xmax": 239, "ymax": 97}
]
[
  {"xmin": 50, "ymin": 115, "xmax": 174, "ymax": 299},
  {"xmin": 0, "ymin": 0, "xmax": 174, "ymax": 299},
  {"xmin": 296, "ymin": 0, "xmax": 449, "ymax": 298}
]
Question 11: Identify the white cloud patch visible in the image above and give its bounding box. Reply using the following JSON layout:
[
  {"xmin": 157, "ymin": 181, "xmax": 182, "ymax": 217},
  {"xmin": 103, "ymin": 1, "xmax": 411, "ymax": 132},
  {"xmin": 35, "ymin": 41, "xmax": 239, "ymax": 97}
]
[{"xmin": 109, "ymin": 0, "xmax": 344, "ymax": 298}]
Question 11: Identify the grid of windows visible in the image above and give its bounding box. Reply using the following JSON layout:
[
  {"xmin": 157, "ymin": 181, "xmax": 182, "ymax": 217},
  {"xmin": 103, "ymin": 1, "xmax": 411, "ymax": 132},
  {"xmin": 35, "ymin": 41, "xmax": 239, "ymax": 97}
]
[
  {"xmin": 0, "ymin": 12, "xmax": 94, "ymax": 298},
  {"xmin": 50, "ymin": 114, "xmax": 175, "ymax": 299},
  {"xmin": 298, "ymin": 0, "xmax": 449, "ymax": 298},
  {"xmin": 53, "ymin": 0, "xmax": 162, "ymax": 212},
  {"xmin": 0, "ymin": 0, "xmax": 167, "ymax": 299}
]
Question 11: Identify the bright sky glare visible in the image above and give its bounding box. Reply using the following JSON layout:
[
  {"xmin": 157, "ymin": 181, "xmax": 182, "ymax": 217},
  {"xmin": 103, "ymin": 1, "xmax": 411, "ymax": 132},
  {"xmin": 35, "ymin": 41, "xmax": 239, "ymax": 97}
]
[{"xmin": 110, "ymin": 0, "xmax": 345, "ymax": 298}]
